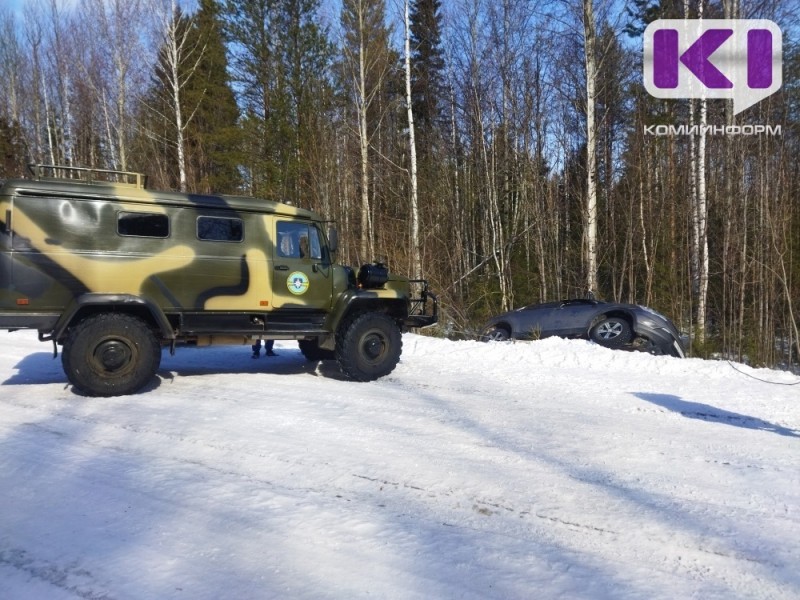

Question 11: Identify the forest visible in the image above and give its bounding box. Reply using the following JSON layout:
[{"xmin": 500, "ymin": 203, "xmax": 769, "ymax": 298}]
[{"xmin": 1, "ymin": 0, "xmax": 799, "ymax": 367}]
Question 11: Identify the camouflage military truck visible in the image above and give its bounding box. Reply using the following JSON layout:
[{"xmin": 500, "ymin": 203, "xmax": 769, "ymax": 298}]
[{"xmin": 0, "ymin": 165, "xmax": 437, "ymax": 396}]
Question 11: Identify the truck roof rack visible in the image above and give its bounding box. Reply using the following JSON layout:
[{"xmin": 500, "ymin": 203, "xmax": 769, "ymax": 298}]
[{"xmin": 27, "ymin": 164, "xmax": 147, "ymax": 189}]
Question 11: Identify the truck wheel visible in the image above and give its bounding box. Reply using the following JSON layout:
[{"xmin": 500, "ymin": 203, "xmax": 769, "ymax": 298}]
[
  {"xmin": 298, "ymin": 339, "xmax": 336, "ymax": 361},
  {"xmin": 336, "ymin": 312, "xmax": 402, "ymax": 381},
  {"xmin": 62, "ymin": 313, "xmax": 161, "ymax": 397}
]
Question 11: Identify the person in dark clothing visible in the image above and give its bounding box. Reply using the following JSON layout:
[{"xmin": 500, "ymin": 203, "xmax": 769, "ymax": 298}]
[{"xmin": 251, "ymin": 339, "xmax": 276, "ymax": 358}]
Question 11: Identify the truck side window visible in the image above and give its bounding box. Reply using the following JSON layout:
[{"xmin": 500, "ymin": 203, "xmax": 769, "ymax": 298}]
[
  {"xmin": 308, "ymin": 227, "xmax": 323, "ymax": 260},
  {"xmin": 277, "ymin": 221, "xmax": 322, "ymax": 260},
  {"xmin": 117, "ymin": 212, "xmax": 169, "ymax": 238},
  {"xmin": 197, "ymin": 216, "xmax": 243, "ymax": 242}
]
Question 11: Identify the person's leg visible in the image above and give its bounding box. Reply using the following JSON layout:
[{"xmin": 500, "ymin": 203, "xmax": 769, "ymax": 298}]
[
  {"xmin": 251, "ymin": 340, "xmax": 262, "ymax": 358},
  {"xmin": 265, "ymin": 339, "xmax": 277, "ymax": 356}
]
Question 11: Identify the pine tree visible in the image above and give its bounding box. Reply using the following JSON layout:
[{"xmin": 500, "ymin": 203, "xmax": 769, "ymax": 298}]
[
  {"xmin": 409, "ymin": 0, "xmax": 445, "ymax": 158},
  {"xmin": 273, "ymin": 0, "xmax": 333, "ymax": 204},
  {"xmin": 223, "ymin": 0, "xmax": 332, "ymax": 202},
  {"xmin": 223, "ymin": 0, "xmax": 284, "ymax": 196},
  {"xmin": 183, "ymin": 0, "xmax": 242, "ymax": 193}
]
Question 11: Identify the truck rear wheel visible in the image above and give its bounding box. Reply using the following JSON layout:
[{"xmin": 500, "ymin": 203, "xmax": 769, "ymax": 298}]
[
  {"xmin": 62, "ymin": 313, "xmax": 161, "ymax": 397},
  {"xmin": 336, "ymin": 312, "xmax": 402, "ymax": 381}
]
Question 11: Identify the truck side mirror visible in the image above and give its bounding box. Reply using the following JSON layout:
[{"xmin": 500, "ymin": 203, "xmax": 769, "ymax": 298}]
[{"xmin": 327, "ymin": 227, "xmax": 338, "ymax": 254}]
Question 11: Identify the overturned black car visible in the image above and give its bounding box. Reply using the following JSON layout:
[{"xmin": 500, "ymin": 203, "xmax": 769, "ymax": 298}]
[{"xmin": 481, "ymin": 298, "xmax": 686, "ymax": 358}]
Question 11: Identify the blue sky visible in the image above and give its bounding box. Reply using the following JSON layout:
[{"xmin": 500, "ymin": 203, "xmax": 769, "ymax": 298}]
[
  {"xmin": 4, "ymin": 0, "xmax": 73, "ymax": 17},
  {"xmin": 3, "ymin": 0, "xmax": 196, "ymax": 17}
]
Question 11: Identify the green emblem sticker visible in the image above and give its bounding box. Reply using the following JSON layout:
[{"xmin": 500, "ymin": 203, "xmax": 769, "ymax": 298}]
[{"xmin": 287, "ymin": 271, "xmax": 310, "ymax": 295}]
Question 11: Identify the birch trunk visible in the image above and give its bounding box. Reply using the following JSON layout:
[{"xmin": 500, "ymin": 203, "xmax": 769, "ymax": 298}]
[
  {"xmin": 356, "ymin": 2, "xmax": 372, "ymax": 261},
  {"xmin": 688, "ymin": 0, "xmax": 709, "ymax": 346},
  {"xmin": 403, "ymin": 0, "xmax": 421, "ymax": 280},
  {"xmin": 152, "ymin": 0, "xmax": 205, "ymax": 192},
  {"xmin": 695, "ymin": 97, "xmax": 709, "ymax": 345},
  {"xmin": 169, "ymin": 15, "xmax": 188, "ymax": 193},
  {"xmin": 583, "ymin": 0, "xmax": 598, "ymax": 294}
]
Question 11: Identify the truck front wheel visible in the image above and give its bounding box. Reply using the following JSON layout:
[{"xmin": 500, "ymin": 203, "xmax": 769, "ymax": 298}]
[
  {"xmin": 336, "ymin": 312, "xmax": 402, "ymax": 381},
  {"xmin": 62, "ymin": 313, "xmax": 161, "ymax": 397},
  {"xmin": 298, "ymin": 339, "xmax": 336, "ymax": 361}
]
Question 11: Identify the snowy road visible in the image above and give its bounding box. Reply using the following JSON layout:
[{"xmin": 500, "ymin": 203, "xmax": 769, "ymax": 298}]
[{"xmin": 1, "ymin": 331, "xmax": 799, "ymax": 599}]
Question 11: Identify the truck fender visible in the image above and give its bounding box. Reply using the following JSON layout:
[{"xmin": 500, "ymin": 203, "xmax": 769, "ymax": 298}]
[
  {"xmin": 47, "ymin": 293, "xmax": 175, "ymax": 343},
  {"xmin": 324, "ymin": 289, "xmax": 407, "ymax": 348}
]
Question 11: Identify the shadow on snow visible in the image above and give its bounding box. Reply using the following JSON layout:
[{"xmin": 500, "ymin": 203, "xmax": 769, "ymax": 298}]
[{"xmin": 633, "ymin": 392, "xmax": 800, "ymax": 438}]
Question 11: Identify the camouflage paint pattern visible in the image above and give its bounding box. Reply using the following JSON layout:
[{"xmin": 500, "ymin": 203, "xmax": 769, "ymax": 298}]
[{"xmin": 0, "ymin": 175, "xmax": 412, "ymax": 337}]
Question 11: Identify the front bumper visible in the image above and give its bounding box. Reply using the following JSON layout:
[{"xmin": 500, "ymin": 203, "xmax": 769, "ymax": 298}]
[{"xmin": 633, "ymin": 324, "xmax": 686, "ymax": 358}]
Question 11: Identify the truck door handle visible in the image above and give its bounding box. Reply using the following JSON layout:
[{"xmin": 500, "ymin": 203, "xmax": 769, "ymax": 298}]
[{"xmin": 274, "ymin": 265, "xmax": 289, "ymax": 271}]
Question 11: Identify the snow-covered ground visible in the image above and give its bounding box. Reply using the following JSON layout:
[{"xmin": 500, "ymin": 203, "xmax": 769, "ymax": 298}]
[{"xmin": 1, "ymin": 330, "xmax": 798, "ymax": 600}]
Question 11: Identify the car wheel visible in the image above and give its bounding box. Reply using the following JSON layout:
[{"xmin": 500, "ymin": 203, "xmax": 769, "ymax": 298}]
[
  {"xmin": 630, "ymin": 336, "xmax": 661, "ymax": 355},
  {"xmin": 62, "ymin": 313, "xmax": 161, "ymax": 397},
  {"xmin": 589, "ymin": 316, "xmax": 632, "ymax": 349},
  {"xmin": 336, "ymin": 312, "xmax": 402, "ymax": 381},
  {"xmin": 482, "ymin": 325, "xmax": 511, "ymax": 342}
]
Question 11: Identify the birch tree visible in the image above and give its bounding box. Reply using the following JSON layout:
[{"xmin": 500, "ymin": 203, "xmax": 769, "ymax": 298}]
[
  {"xmin": 82, "ymin": 0, "xmax": 148, "ymax": 170},
  {"xmin": 582, "ymin": 0, "xmax": 598, "ymax": 294},
  {"xmin": 21, "ymin": 4, "xmax": 49, "ymax": 164},
  {"xmin": 341, "ymin": 0, "xmax": 392, "ymax": 261},
  {"xmin": 42, "ymin": 0, "xmax": 76, "ymax": 166},
  {"xmin": 404, "ymin": 0, "xmax": 421, "ymax": 280},
  {"xmin": 0, "ymin": 8, "xmax": 23, "ymax": 131},
  {"xmin": 685, "ymin": 0, "xmax": 709, "ymax": 347},
  {"xmin": 148, "ymin": 0, "xmax": 206, "ymax": 192},
  {"xmin": 0, "ymin": 8, "xmax": 26, "ymax": 176}
]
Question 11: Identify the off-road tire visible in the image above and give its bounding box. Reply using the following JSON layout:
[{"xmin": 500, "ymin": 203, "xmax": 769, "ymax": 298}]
[
  {"xmin": 589, "ymin": 316, "xmax": 633, "ymax": 349},
  {"xmin": 336, "ymin": 312, "xmax": 402, "ymax": 381},
  {"xmin": 298, "ymin": 338, "xmax": 336, "ymax": 361},
  {"xmin": 62, "ymin": 313, "xmax": 161, "ymax": 397}
]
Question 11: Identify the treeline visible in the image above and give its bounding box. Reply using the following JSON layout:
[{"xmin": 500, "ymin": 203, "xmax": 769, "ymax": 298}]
[{"xmin": 1, "ymin": 0, "xmax": 799, "ymax": 366}]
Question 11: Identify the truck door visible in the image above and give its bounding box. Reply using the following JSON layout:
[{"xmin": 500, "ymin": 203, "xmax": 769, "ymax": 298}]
[{"xmin": 271, "ymin": 220, "xmax": 333, "ymax": 310}]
